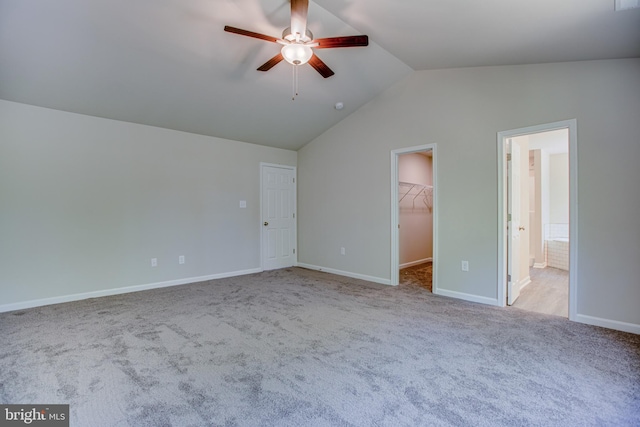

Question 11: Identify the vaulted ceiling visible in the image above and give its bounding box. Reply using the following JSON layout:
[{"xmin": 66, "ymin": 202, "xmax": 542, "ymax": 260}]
[{"xmin": 1, "ymin": 0, "xmax": 638, "ymax": 150}]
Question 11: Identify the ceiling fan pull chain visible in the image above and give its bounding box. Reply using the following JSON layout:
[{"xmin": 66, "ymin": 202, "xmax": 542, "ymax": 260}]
[{"xmin": 292, "ymin": 65, "xmax": 300, "ymax": 100}]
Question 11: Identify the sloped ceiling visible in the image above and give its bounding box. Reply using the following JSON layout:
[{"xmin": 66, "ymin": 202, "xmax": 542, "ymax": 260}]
[{"xmin": 1, "ymin": 0, "xmax": 638, "ymax": 150}]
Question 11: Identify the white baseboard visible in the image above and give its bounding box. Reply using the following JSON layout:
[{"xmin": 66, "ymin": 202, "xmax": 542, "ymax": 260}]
[
  {"xmin": 0, "ymin": 267, "xmax": 263, "ymax": 313},
  {"xmin": 519, "ymin": 276, "xmax": 532, "ymax": 290},
  {"xmin": 433, "ymin": 288, "xmax": 500, "ymax": 306},
  {"xmin": 399, "ymin": 257, "xmax": 433, "ymax": 269},
  {"xmin": 533, "ymin": 262, "xmax": 547, "ymax": 269},
  {"xmin": 575, "ymin": 313, "xmax": 640, "ymax": 335},
  {"xmin": 296, "ymin": 263, "xmax": 391, "ymax": 286}
]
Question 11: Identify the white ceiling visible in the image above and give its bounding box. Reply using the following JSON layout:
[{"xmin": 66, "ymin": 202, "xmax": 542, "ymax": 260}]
[{"xmin": 1, "ymin": 0, "xmax": 638, "ymax": 150}]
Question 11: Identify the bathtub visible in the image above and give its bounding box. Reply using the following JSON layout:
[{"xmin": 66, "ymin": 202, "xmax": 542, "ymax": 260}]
[{"xmin": 546, "ymin": 238, "xmax": 569, "ymax": 270}]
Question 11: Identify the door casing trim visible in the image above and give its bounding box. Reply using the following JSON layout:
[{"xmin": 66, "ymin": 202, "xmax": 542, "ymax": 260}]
[
  {"xmin": 497, "ymin": 120, "xmax": 578, "ymax": 320},
  {"xmin": 390, "ymin": 144, "xmax": 438, "ymax": 292}
]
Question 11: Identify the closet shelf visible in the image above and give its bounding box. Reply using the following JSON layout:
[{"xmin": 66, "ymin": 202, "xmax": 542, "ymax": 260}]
[{"xmin": 399, "ymin": 181, "xmax": 433, "ymax": 210}]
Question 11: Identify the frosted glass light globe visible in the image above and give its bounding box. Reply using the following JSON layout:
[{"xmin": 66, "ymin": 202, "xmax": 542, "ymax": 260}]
[{"xmin": 281, "ymin": 44, "xmax": 313, "ymax": 65}]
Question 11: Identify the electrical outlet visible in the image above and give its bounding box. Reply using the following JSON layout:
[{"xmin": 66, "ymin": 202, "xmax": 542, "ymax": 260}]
[
  {"xmin": 179, "ymin": 255, "xmax": 185, "ymax": 265},
  {"xmin": 461, "ymin": 260, "xmax": 469, "ymax": 272},
  {"xmin": 151, "ymin": 258, "xmax": 158, "ymax": 267},
  {"xmin": 340, "ymin": 247, "xmax": 346, "ymax": 255}
]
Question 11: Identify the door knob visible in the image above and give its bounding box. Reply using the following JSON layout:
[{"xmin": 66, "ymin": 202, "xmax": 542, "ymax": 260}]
[
  {"xmin": 519, "ymin": 226, "xmax": 525, "ymax": 231},
  {"xmin": 264, "ymin": 221, "xmax": 269, "ymax": 226}
]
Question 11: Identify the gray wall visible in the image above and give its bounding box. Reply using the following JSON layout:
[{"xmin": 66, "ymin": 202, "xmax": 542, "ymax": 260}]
[
  {"xmin": 0, "ymin": 100, "xmax": 296, "ymax": 307},
  {"xmin": 297, "ymin": 59, "xmax": 640, "ymax": 330},
  {"xmin": 549, "ymin": 153, "xmax": 569, "ymax": 224}
]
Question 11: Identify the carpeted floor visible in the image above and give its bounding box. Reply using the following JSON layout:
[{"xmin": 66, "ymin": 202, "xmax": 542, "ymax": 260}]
[
  {"xmin": 1, "ymin": 267, "xmax": 639, "ymax": 426},
  {"xmin": 400, "ymin": 262, "xmax": 432, "ymax": 292}
]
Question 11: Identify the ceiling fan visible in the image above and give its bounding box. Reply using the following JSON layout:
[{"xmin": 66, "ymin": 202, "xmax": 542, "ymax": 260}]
[{"xmin": 224, "ymin": 0, "xmax": 368, "ymax": 82}]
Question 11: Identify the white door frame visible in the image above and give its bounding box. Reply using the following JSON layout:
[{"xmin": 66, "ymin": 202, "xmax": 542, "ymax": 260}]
[
  {"xmin": 391, "ymin": 144, "xmax": 438, "ymax": 290},
  {"xmin": 260, "ymin": 162, "xmax": 297, "ymax": 270},
  {"xmin": 497, "ymin": 120, "xmax": 578, "ymax": 320}
]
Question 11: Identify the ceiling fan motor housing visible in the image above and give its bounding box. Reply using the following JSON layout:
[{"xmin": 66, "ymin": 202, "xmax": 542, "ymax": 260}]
[{"xmin": 282, "ymin": 27, "xmax": 314, "ymax": 43}]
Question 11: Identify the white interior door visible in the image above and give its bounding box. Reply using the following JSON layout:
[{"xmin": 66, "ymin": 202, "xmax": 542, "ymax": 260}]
[
  {"xmin": 507, "ymin": 139, "xmax": 522, "ymax": 305},
  {"xmin": 261, "ymin": 165, "xmax": 296, "ymax": 270}
]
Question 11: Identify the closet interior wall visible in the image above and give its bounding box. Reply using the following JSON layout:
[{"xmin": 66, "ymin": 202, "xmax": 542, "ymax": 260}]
[{"xmin": 398, "ymin": 152, "xmax": 433, "ymax": 268}]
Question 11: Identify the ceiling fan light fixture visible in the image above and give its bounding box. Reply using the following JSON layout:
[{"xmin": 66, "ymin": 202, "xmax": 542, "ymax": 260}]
[
  {"xmin": 281, "ymin": 44, "xmax": 313, "ymax": 65},
  {"xmin": 224, "ymin": 0, "xmax": 367, "ymax": 86}
]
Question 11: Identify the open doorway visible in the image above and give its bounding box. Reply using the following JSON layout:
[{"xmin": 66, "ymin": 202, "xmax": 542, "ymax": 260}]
[
  {"xmin": 391, "ymin": 144, "xmax": 438, "ymax": 291},
  {"xmin": 398, "ymin": 151, "xmax": 433, "ymax": 290},
  {"xmin": 497, "ymin": 120, "xmax": 577, "ymax": 320},
  {"xmin": 513, "ymin": 130, "xmax": 569, "ymax": 316}
]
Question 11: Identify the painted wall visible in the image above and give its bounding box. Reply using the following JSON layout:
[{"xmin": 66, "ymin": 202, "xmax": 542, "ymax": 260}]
[
  {"xmin": 399, "ymin": 153, "xmax": 433, "ymax": 266},
  {"xmin": 0, "ymin": 100, "xmax": 296, "ymax": 308},
  {"xmin": 541, "ymin": 151, "xmax": 550, "ymax": 249},
  {"xmin": 297, "ymin": 59, "xmax": 640, "ymax": 330},
  {"xmin": 530, "ymin": 150, "xmax": 545, "ymax": 266},
  {"xmin": 528, "ymin": 154, "xmax": 536, "ymax": 262},
  {"xmin": 549, "ymin": 153, "xmax": 569, "ymax": 224}
]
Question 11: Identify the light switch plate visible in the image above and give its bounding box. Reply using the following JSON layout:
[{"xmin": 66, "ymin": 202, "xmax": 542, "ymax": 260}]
[{"xmin": 239, "ymin": 200, "xmax": 247, "ymax": 208}]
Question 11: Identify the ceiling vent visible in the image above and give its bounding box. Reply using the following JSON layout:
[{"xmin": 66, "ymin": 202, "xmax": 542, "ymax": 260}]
[{"xmin": 615, "ymin": 0, "xmax": 640, "ymax": 11}]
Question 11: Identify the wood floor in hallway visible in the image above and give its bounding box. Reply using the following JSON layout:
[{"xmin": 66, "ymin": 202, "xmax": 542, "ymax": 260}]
[{"xmin": 512, "ymin": 267, "xmax": 569, "ymax": 317}]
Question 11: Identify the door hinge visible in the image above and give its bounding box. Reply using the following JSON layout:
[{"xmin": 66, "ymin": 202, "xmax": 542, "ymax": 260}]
[
  {"xmin": 293, "ymin": 177, "xmax": 295, "ymax": 183},
  {"xmin": 293, "ymin": 213, "xmax": 295, "ymax": 218},
  {"xmin": 507, "ymin": 153, "xmax": 512, "ymax": 161},
  {"xmin": 507, "ymin": 213, "xmax": 511, "ymax": 221},
  {"xmin": 293, "ymin": 248, "xmax": 295, "ymax": 254},
  {"xmin": 507, "ymin": 274, "xmax": 511, "ymax": 282}
]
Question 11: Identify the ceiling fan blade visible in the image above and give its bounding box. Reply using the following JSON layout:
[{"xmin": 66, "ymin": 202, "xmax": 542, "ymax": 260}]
[
  {"xmin": 224, "ymin": 26, "xmax": 280, "ymax": 43},
  {"xmin": 314, "ymin": 35, "xmax": 369, "ymax": 49},
  {"xmin": 290, "ymin": 0, "xmax": 309, "ymax": 39},
  {"xmin": 308, "ymin": 54, "xmax": 334, "ymax": 78},
  {"xmin": 257, "ymin": 53, "xmax": 284, "ymax": 72}
]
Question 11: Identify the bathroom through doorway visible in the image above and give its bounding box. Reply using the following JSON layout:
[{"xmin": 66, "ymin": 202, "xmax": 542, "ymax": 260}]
[{"xmin": 498, "ymin": 120, "xmax": 577, "ymax": 320}]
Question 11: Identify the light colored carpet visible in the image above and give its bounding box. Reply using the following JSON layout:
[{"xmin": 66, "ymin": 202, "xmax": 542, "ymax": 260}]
[{"xmin": 1, "ymin": 267, "xmax": 638, "ymax": 426}]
